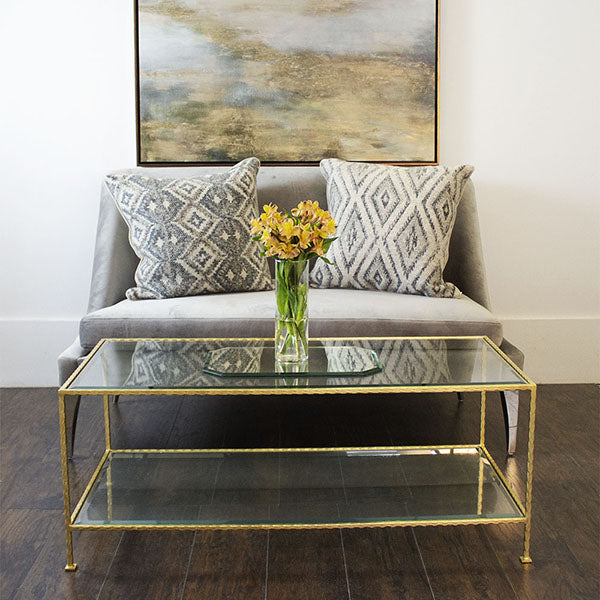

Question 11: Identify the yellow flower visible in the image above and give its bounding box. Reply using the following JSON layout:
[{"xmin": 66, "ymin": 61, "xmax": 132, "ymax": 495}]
[
  {"xmin": 260, "ymin": 230, "xmax": 273, "ymax": 244},
  {"xmin": 312, "ymin": 238, "xmax": 325, "ymax": 256},
  {"xmin": 263, "ymin": 203, "xmax": 279, "ymax": 215},
  {"xmin": 292, "ymin": 200, "xmax": 321, "ymax": 221},
  {"xmin": 250, "ymin": 218, "xmax": 264, "ymax": 235},
  {"xmin": 297, "ymin": 225, "xmax": 314, "ymax": 249},
  {"xmin": 279, "ymin": 218, "xmax": 299, "ymax": 240},
  {"xmin": 252, "ymin": 199, "xmax": 336, "ymax": 260},
  {"xmin": 321, "ymin": 218, "xmax": 336, "ymax": 236},
  {"xmin": 264, "ymin": 236, "xmax": 282, "ymax": 257},
  {"xmin": 278, "ymin": 243, "xmax": 300, "ymax": 259}
]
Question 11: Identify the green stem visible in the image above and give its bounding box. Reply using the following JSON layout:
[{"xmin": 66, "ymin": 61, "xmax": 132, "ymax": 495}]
[{"xmin": 275, "ymin": 259, "xmax": 308, "ymax": 361}]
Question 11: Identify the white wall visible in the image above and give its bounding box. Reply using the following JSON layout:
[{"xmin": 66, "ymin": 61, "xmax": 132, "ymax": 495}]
[
  {"xmin": 439, "ymin": 0, "xmax": 600, "ymax": 383},
  {"xmin": 1, "ymin": 0, "xmax": 598, "ymax": 385}
]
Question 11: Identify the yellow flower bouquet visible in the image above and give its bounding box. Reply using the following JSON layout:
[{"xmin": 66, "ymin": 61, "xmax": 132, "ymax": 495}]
[{"xmin": 251, "ymin": 201, "xmax": 337, "ymax": 363}]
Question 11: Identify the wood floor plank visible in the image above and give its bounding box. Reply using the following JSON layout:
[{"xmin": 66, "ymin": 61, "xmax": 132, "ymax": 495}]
[
  {"xmin": 533, "ymin": 384, "xmax": 599, "ymax": 463},
  {"xmin": 266, "ymin": 530, "xmax": 349, "ymax": 600},
  {"xmin": 342, "ymin": 528, "xmax": 433, "ymax": 600},
  {"xmin": 97, "ymin": 531, "xmax": 194, "ymax": 600},
  {"xmin": 1, "ymin": 509, "xmax": 58, "ymax": 598},
  {"xmin": 69, "ymin": 395, "xmax": 107, "ymax": 458},
  {"xmin": 165, "ymin": 395, "xmax": 230, "ymax": 449},
  {"xmin": 108, "ymin": 395, "xmax": 184, "ymax": 449},
  {"xmin": 413, "ymin": 525, "xmax": 519, "ymax": 600},
  {"xmin": 11, "ymin": 514, "xmax": 121, "ymax": 600},
  {"xmin": 0, "ymin": 389, "xmax": 59, "ymax": 461},
  {"xmin": 182, "ymin": 531, "xmax": 267, "ymax": 600},
  {"xmin": 384, "ymin": 392, "xmax": 508, "ymax": 450},
  {"xmin": 221, "ymin": 396, "xmax": 281, "ymax": 449},
  {"xmin": 485, "ymin": 522, "xmax": 599, "ymax": 600},
  {"xmin": 329, "ymin": 393, "xmax": 395, "ymax": 447},
  {"xmin": 485, "ymin": 452, "xmax": 600, "ymax": 599},
  {"xmin": 277, "ymin": 394, "xmax": 337, "ymax": 448},
  {"xmin": 2, "ymin": 454, "xmax": 64, "ymax": 510}
]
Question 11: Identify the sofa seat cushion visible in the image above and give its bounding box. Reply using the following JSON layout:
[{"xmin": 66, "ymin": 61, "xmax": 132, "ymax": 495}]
[{"xmin": 79, "ymin": 289, "xmax": 503, "ymax": 352}]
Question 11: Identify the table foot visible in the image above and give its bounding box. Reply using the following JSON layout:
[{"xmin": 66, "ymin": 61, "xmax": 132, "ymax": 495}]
[
  {"xmin": 519, "ymin": 555, "xmax": 532, "ymax": 565},
  {"xmin": 65, "ymin": 563, "xmax": 78, "ymax": 572}
]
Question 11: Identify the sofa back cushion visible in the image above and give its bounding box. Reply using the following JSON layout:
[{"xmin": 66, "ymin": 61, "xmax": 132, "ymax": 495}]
[{"xmin": 104, "ymin": 157, "xmax": 272, "ymax": 300}]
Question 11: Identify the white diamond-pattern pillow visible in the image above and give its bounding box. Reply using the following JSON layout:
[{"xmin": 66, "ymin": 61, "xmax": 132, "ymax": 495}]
[
  {"xmin": 105, "ymin": 157, "xmax": 272, "ymax": 300},
  {"xmin": 310, "ymin": 159, "xmax": 474, "ymax": 298}
]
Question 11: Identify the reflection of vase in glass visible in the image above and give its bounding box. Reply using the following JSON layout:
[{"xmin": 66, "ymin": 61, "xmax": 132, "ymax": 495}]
[
  {"xmin": 276, "ymin": 357, "xmax": 309, "ymax": 387},
  {"xmin": 274, "ymin": 259, "xmax": 308, "ymax": 363}
]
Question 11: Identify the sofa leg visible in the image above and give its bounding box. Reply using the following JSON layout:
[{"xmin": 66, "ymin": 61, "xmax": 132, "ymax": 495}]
[
  {"xmin": 457, "ymin": 392, "xmax": 463, "ymax": 403},
  {"xmin": 112, "ymin": 395, "xmax": 120, "ymax": 403},
  {"xmin": 65, "ymin": 395, "xmax": 81, "ymax": 459},
  {"xmin": 500, "ymin": 390, "xmax": 519, "ymax": 456}
]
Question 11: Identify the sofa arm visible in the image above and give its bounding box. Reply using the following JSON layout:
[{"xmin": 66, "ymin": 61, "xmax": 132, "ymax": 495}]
[
  {"xmin": 58, "ymin": 336, "xmax": 87, "ymax": 386},
  {"xmin": 499, "ymin": 338, "xmax": 525, "ymax": 370}
]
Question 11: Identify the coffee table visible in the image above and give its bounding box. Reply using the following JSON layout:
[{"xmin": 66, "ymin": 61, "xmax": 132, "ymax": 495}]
[{"xmin": 58, "ymin": 336, "xmax": 536, "ymax": 571}]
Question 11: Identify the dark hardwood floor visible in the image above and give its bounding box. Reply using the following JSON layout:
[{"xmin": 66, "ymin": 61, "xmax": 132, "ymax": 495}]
[{"xmin": 1, "ymin": 385, "xmax": 598, "ymax": 599}]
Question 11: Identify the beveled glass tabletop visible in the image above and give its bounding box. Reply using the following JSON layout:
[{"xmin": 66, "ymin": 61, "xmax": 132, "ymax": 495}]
[{"xmin": 64, "ymin": 337, "xmax": 531, "ymax": 392}]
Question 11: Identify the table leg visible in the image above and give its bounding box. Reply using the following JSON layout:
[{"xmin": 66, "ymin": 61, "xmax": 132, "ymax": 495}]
[
  {"xmin": 520, "ymin": 385, "xmax": 537, "ymax": 564},
  {"xmin": 104, "ymin": 394, "xmax": 113, "ymax": 522},
  {"xmin": 59, "ymin": 392, "xmax": 77, "ymax": 571},
  {"xmin": 103, "ymin": 394, "xmax": 111, "ymax": 451},
  {"xmin": 479, "ymin": 390, "xmax": 487, "ymax": 446},
  {"xmin": 107, "ymin": 456, "xmax": 113, "ymax": 522},
  {"xmin": 477, "ymin": 454, "xmax": 484, "ymax": 515}
]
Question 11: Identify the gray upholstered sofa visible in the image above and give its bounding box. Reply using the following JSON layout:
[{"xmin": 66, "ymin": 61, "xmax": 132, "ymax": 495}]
[{"xmin": 58, "ymin": 166, "xmax": 523, "ymax": 454}]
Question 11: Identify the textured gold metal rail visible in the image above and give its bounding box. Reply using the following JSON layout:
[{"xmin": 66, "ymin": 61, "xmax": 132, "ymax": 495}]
[
  {"xmin": 108, "ymin": 444, "xmax": 480, "ymax": 454},
  {"xmin": 61, "ymin": 383, "xmax": 534, "ymax": 396},
  {"xmin": 70, "ymin": 517, "xmax": 527, "ymax": 532}
]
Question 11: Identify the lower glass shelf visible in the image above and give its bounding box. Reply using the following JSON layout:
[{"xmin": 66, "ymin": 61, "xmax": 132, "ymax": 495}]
[{"xmin": 73, "ymin": 447, "xmax": 524, "ymax": 528}]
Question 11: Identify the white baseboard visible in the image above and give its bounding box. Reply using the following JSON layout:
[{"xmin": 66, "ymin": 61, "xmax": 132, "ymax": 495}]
[
  {"xmin": 0, "ymin": 317, "xmax": 598, "ymax": 387},
  {"xmin": 502, "ymin": 317, "xmax": 600, "ymax": 384}
]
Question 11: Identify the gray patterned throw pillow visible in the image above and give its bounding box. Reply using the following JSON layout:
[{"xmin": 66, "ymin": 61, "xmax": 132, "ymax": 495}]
[
  {"xmin": 310, "ymin": 159, "xmax": 474, "ymax": 298},
  {"xmin": 105, "ymin": 158, "xmax": 272, "ymax": 300}
]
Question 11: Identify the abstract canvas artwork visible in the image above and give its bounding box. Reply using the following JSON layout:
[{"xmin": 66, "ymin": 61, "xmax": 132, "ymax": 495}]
[{"xmin": 135, "ymin": 0, "xmax": 438, "ymax": 165}]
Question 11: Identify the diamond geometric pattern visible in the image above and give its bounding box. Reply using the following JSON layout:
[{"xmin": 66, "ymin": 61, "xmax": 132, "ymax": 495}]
[
  {"xmin": 324, "ymin": 339, "xmax": 450, "ymax": 387},
  {"xmin": 310, "ymin": 159, "xmax": 474, "ymax": 298},
  {"xmin": 105, "ymin": 158, "xmax": 272, "ymax": 300},
  {"xmin": 124, "ymin": 340, "xmax": 265, "ymax": 387}
]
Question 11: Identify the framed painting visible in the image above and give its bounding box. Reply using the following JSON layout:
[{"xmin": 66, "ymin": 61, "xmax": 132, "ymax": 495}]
[{"xmin": 135, "ymin": 0, "xmax": 438, "ymax": 165}]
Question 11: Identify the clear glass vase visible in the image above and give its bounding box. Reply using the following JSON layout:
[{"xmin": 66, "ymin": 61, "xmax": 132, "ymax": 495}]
[{"xmin": 274, "ymin": 258, "xmax": 309, "ymax": 363}]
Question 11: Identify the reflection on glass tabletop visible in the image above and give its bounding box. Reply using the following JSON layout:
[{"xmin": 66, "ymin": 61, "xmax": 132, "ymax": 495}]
[{"xmin": 66, "ymin": 337, "xmax": 529, "ymax": 391}]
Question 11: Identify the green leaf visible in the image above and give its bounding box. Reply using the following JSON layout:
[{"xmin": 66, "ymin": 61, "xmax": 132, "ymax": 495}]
[
  {"xmin": 322, "ymin": 237, "xmax": 337, "ymax": 251},
  {"xmin": 276, "ymin": 284, "xmax": 288, "ymax": 316}
]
